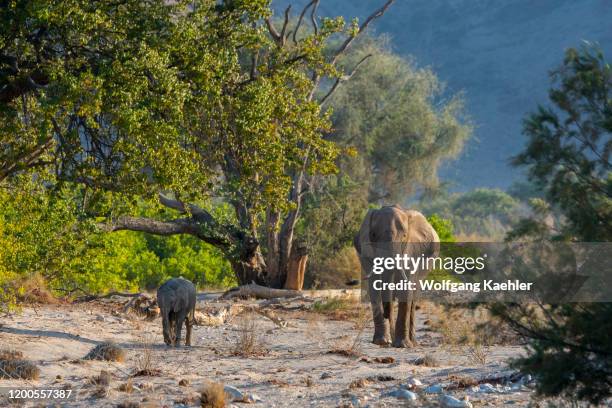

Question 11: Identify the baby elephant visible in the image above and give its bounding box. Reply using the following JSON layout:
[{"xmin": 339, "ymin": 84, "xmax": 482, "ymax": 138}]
[{"xmin": 157, "ymin": 277, "xmax": 196, "ymax": 347}]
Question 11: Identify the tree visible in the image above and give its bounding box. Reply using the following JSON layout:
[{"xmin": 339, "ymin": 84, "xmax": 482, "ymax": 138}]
[
  {"xmin": 297, "ymin": 34, "xmax": 472, "ymax": 286},
  {"xmin": 1, "ymin": 0, "xmax": 397, "ymax": 288},
  {"xmin": 418, "ymin": 188, "xmax": 522, "ymax": 239},
  {"xmin": 494, "ymin": 45, "xmax": 612, "ymax": 404}
]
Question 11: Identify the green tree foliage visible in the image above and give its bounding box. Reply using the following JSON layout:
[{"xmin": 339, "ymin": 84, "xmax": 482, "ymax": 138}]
[
  {"xmin": 327, "ymin": 35, "xmax": 472, "ymax": 201},
  {"xmin": 419, "ymin": 188, "xmax": 522, "ymax": 240},
  {"xmin": 0, "ymin": 177, "xmax": 234, "ymax": 308},
  {"xmin": 511, "ymin": 44, "xmax": 611, "ymax": 242},
  {"xmin": 494, "ymin": 45, "xmax": 612, "ymax": 404},
  {"xmin": 2, "ymin": 0, "xmax": 390, "ymax": 287}
]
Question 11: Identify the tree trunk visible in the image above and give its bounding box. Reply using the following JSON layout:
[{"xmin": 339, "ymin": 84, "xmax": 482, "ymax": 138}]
[
  {"xmin": 284, "ymin": 243, "xmax": 308, "ymax": 290},
  {"xmin": 230, "ymin": 241, "xmax": 267, "ymax": 286}
]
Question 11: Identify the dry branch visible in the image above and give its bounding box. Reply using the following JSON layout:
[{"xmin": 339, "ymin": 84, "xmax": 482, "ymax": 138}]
[{"xmin": 220, "ymin": 283, "xmax": 304, "ymax": 300}]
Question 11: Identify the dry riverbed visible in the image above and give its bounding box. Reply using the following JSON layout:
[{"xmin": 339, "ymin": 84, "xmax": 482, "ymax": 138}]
[{"xmin": 0, "ymin": 294, "xmax": 538, "ymax": 407}]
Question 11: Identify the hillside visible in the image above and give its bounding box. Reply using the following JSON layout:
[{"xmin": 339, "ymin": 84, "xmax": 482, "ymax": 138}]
[{"xmin": 274, "ymin": 0, "xmax": 612, "ymax": 189}]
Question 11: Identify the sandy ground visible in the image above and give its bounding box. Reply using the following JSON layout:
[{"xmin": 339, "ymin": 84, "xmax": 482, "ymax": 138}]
[{"xmin": 0, "ymin": 294, "xmax": 537, "ymax": 407}]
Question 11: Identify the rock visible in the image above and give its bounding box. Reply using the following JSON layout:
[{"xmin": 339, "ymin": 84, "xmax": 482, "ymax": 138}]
[
  {"xmin": 178, "ymin": 378, "xmax": 189, "ymax": 386},
  {"xmin": 223, "ymin": 385, "xmax": 261, "ymax": 403},
  {"xmin": 384, "ymin": 388, "xmax": 418, "ymax": 401},
  {"xmin": 405, "ymin": 377, "xmax": 422, "ymax": 389},
  {"xmin": 439, "ymin": 394, "xmax": 473, "ymax": 408},
  {"xmin": 247, "ymin": 393, "xmax": 262, "ymax": 403},
  {"xmin": 478, "ymin": 383, "xmax": 497, "ymax": 393},
  {"xmin": 320, "ymin": 372, "xmax": 332, "ymax": 379},
  {"xmin": 424, "ymin": 384, "xmax": 443, "ymax": 394},
  {"xmin": 96, "ymin": 315, "xmax": 105, "ymax": 322},
  {"xmin": 223, "ymin": 385, "xmax": 244, "ymax": 401}
]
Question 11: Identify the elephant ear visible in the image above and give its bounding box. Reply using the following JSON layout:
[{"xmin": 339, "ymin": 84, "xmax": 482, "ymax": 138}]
[
  {"xmin": 402, "ymin": 210, "xmax": 440, "ymax": 256},
  {"xmin": 357, "ymin": 209, "xmax": 376, "ymax": 258}
]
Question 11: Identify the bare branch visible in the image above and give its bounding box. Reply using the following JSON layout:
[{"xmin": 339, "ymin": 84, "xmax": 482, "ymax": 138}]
[
  {"xmin": 280, "ymin": 5, "xmax": 292, "ymax": 45},
  {"xmin": 265, "ymin": 18, "xmax": 281, "ymax": 43},
  {"xmin": 293, "ymin": 0, "xmax": 316, "ymax": 44},
  {"xmin": 331, "ymin": 0, "xmax": 395, "ymax": 65},
  {"xmin": 320, "ymin": 54, "xmax": 372, "ymax": 106},
  {"xmin": 310, "ymin": 0, "xmax": 320, "ymax": 36}
]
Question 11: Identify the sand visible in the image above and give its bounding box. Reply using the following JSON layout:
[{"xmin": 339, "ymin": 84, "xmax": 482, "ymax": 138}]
[{"xmin": 0, "ymin": 294, "xmax": 536, "ymax": 407}]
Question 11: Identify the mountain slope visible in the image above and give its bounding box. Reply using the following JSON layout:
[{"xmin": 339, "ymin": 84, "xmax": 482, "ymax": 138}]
[{"xmin": 274, "ymin": 0, "xmax": 612, "ymax": 189}]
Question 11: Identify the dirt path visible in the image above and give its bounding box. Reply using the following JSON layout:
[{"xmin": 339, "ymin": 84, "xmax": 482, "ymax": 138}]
[{"xmin": 0, "ymin": 297, "xmax": 535, "ymax": 407}]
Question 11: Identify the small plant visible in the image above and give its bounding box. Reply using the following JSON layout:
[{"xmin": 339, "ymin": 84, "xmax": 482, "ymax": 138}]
[
  {"xmin": 0, "ymin": 356, "xmax": 40, "ymax": 380},
  {"xmin": 0, "ymin": 349, "xmax": 23, "ymax": 361},
  {"xmin": 231, "ymin": 312, "xmax": 267, "ymax": 357},
  {"xmin": 89, "ymin": 370, "xmax": 112, "ymax": 386},
  {"xmin": 312, "ymin": 297, "xmax": 354, "ymax": 315},
  {"xmin": 467, "ymin": 342, "xmax": 490, "ymax": 365},
  {"xmin": 132, "ymin": 335, "xmax": 161, "ymax": 377},
  {"xmin": 412, "ymin": 354, "xmax": 439, "ymax": 367},
  {"xmin": 118, "ymin": 378, "xmax": 134, "ymax": 393},
  {"xmin": 84, "ymin": 342, "xmax": 126, "ymax": 362},
  {"xmin": 200, "ymin": 381, "xmax": 226, "ymax": 408}
]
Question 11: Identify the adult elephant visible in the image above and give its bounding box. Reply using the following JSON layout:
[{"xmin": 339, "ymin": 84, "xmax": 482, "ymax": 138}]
[{"xmin": 354, "ymin": 205, "xmax": 439, "ymax": 348}]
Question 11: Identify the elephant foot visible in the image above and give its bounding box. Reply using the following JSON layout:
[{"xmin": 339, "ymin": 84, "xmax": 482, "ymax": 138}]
[
  {"xmin": 372, "ymin": 336, "xmax": 391, "ymax": 347},
  {"xmin": 392, "ymin": 337, "xmax": 414, "ymax": 348}
]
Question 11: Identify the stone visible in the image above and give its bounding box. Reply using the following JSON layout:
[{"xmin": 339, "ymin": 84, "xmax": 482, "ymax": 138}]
[
  {"xmin": 439, "ymin": 394, "xmax": 473, "ymax": 408},
  {"xmin": 384, "ymin": 388, "xmax": 418, "ymax": 401},
  {"xmin": 424, "ymin": 384, "xmax": 443, "ymax": 394},
  {"xmin": 405, "ymin": 377, "xmax": 423, "ymax": 389}
]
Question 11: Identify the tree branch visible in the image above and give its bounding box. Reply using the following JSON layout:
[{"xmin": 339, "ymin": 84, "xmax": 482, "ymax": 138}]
[
  {"xmin": 310, "ymin": 0, "xmax": 320, "ymax": 36},
  {"xmin": 293, "ymin": 0, "xmax": 316, "ymax": 44},
  {"xmin": 280, "ymin": 5, "xmax": 292, "ymax": 46},
  {"xmin": 331, "ymin": 0, "xmax": 395, "ymax": 65},
  {"xmin": 320, "ymin": 54, "xmax": 372, "ymax": 105}
]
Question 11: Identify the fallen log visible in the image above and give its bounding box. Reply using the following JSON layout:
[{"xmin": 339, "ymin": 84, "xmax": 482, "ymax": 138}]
[
  {"xmin": 74, "ymin": 291, "xmax": 147, "ymax": 303},
  {"xmin": 193, "ymin": 303, "xmax": 293, "ymax": 328},
  {"xmin": 220, "ymin": 283, "xmax": 304, "ymax": 300}
]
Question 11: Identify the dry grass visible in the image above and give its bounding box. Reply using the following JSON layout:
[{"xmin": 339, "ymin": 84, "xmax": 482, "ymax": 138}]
[
  {"xmin": 447, "ymin": 374, "xmax": 479, "ymax": 390},
  {"xmin": 0, "ymin": 349, "xmax": 23, "ymax": 361},
  {"xmin": 316, "ymin": 246, "xmax": 361, "ymax": 288},
  {"xmin": 89, "ymin": 370, "xmax": 112, "ymax": 386},
  {"xmin": 467, "ymin": 343, "xmax": 490, "ymax": 365},
  {"xmin": 132, "ymin": 335, "xmax": 161, "ymax": 376},
  {"xmin": 424, "ymin": 303, "xmax": 518, "ymax": 348},
  {"xmin": 200, "ymin": 381, "xmax": 226, "ymax": 408},
  {"xmin": 18, "ymin": 274, "xmax": 58, "ymax": 304},
  {"xmin": 84, "ymin": 342, "xmax": 126, "ymax": 362},
  {"xmin": 412, "ymin": 354, "xmax": 440, "ymax": 367},
  {"xmin": 0, "ymin": 358, "xmax": 40, "ymax": 380},
  {"xmin": 349, "ymin": 378, "xmax": 371, "ymax": 389},
  {"xmin": 231, "ymin": 312, "xmax": 267, "ymax": 357},
  {"xmin": 116, "ymin": 402, "xmax": 140, "ymax": 408},
  {"xmin": 118, "ymin": 378, "xmax": 134, "ymax": 393},
  {"xmin": 327, "ymin": 303, "xmax": 370, "ymax": 358},
  {"xmin": 311, "ymin": 295, "xmax": 363, "ymax": 320}
]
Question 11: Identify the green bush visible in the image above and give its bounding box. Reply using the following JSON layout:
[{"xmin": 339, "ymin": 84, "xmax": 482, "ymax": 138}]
[{"xmin": 0, "ymin": 179, "xmax": 235, "ymax": 302}]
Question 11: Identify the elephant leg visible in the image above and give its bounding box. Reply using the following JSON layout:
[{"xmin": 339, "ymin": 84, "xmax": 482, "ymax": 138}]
[
  {"xmin": 384, "ymin": 300, "xmax": 395, "ymax": 338},
  {"xmin": 185, "ymin": 317, "xmax": 192, "ymax": 346},
  {"xmin": 174, "ymin": 311, "xmax": 186, "ymax": 347},
  {"xmin": 368, "ymin": 275, "xmax": 391, "ymax": 346},
  {"xmin": 392, "ymin": 301, "xmax": 414, "ymax": 348},
  {"xmin": 371, "ymin": 299, "xmax": 391, "ymax": 346},
  {"xmin": 161, "ymin": 312, "xmax": 172, "ymax": 346},
  {"xmin": 408, "ymin": 298, "xmax": 417, "ymax": 345}
]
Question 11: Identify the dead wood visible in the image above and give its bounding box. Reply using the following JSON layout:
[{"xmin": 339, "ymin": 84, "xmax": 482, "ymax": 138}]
[{"xmin": 220, "ymin": 283, "xmax": 303, "ymax": 300}]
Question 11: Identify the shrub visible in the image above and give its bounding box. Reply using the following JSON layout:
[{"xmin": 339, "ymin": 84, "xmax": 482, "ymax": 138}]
[
  {"xmin": 84, "ymin": 342, "xmax": 126, "ymax": 362},
  {"xmin": 200, "ymin": 381, "xmax": 226, "ymax": 408}
]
